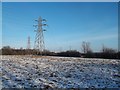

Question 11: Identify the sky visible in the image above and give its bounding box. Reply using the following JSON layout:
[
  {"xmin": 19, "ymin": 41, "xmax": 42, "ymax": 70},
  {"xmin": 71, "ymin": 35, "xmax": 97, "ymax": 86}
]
[
  {"xmin": 1, "ymin": 0, "xmax": 120, "ymax": 2},
  {"xmin": 0, "ymin": 2, "xmax": 2, "ymax": 49},
  {"xmin": 2, "ymin": 2, "xmax": 118, "ymax": 52}
]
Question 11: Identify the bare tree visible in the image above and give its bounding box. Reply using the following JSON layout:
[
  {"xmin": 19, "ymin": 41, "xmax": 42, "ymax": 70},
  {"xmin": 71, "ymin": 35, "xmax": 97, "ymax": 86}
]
[
  {"xmin": 81, "ymin": 41, "xmax": 92, "ymax": 54},
  {"xmin": 101, "ymin": 45, "xmax": 116, "ymax": 53},
  {"xmin": 81, "ymin": 41, "xmax": 86, "ymax": 54}
]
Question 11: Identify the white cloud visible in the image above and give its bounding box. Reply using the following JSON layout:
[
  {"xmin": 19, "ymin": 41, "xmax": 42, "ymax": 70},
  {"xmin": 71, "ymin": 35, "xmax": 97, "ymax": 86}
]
[{"xmin": 82, "ymin": 34, "xmax": 118, "ymax": 41}]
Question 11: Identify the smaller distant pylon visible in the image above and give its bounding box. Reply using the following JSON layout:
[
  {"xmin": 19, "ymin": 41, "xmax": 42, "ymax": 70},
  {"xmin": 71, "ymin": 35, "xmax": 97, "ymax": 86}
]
[{"xmin": 27, "ymin": 36, "xmax": 31, "ymax": 49}]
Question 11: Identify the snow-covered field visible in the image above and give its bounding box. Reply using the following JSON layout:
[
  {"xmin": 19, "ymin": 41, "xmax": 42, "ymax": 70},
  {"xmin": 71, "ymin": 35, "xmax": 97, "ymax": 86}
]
[{"xmin": 1, "ymin": 55, "xmax": 120, "ymax": 88}]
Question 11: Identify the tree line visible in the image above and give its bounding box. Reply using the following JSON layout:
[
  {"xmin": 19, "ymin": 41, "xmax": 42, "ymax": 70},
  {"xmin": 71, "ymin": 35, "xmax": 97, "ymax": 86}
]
[{"xmin": 0, "ymin": 42, "xmax": 120, "ymax": 59}]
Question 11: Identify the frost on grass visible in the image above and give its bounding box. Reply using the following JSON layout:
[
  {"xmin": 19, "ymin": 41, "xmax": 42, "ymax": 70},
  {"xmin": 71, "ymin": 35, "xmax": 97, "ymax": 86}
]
[{"xmin": 1, "ymin": 55, "xmax": 120, "ymax": 88}]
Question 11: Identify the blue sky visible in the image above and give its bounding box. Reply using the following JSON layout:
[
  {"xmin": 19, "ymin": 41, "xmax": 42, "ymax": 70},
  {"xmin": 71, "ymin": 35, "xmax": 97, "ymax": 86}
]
[
  {"xmin": 0, "ymin": 2, "xmax": 2, "ymax": 49},
  {"xmin": 2, "ymin": 2, "xmax": 118, "ymax": 52}
]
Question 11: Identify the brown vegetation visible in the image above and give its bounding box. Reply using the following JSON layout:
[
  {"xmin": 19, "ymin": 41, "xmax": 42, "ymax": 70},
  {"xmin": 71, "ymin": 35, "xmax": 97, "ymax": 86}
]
[{"xmin": 1, "ymin": 45, "xmax": 119, "ymax": 59}]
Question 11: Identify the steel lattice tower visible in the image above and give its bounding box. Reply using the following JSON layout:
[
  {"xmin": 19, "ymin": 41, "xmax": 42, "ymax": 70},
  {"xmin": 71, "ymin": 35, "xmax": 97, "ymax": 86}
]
[
  {"xmin": 27, "ymin": 36, "xmax": 31, "ymax": 49},
  {"xmin": 34, "ymin": 16, "xmax": 47, "ymax": 55}
]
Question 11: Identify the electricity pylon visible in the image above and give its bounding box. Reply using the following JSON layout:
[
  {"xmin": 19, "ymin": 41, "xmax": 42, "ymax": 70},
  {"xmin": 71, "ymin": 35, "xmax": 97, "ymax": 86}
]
[
  {"xmin": 34, "ymin": 16, "xmax": 47, "ymax": 55},
  {"xmin": 27, "ymin": 36, "xmax": 31, "ymax": 49}
]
